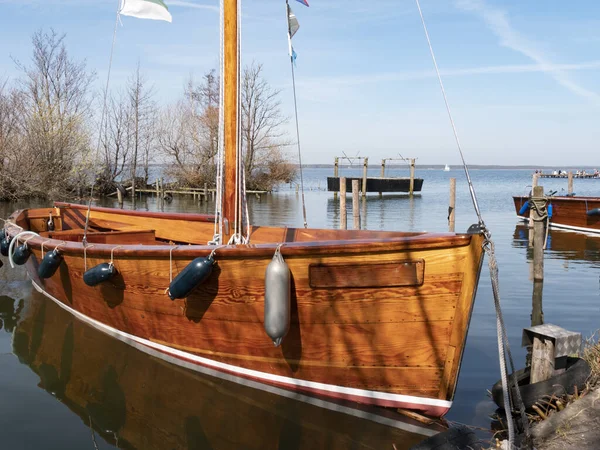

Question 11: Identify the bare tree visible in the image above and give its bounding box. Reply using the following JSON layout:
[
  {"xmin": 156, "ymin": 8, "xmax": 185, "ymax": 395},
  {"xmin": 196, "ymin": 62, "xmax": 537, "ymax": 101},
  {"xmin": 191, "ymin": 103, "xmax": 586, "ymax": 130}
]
[
  {"xmin": 241, "ymin": 62, "xmax": 295, "ymax": 190},
  {"xmin": 14, "ymin": 29, "xmax": 95, "ymax": 198},
  {"xmin": 96, "ymin": 90, "xmax": 132, "ymax": 194},
  {"xmin": 127, "ymin": 64, "xmax": 156, "ymax": 198}
]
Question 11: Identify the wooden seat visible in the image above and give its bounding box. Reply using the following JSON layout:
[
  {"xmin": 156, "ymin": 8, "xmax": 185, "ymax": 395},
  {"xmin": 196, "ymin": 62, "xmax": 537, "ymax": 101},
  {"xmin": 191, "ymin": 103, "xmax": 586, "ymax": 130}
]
[{"xmin": 42, "ymin": 228, "xmax": 162, "ymax": 245}]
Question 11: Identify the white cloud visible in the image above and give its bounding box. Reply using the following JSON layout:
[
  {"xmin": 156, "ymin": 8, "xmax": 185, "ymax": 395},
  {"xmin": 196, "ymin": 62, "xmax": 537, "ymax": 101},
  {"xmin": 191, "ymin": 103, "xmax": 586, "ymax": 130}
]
[
  {"xmin": 455, "ymin": 0, "xmax": 600, "ymax": 104},
  {"xmin": 294, "ymin": 61, "xmax": 600, "ymax": 90}
]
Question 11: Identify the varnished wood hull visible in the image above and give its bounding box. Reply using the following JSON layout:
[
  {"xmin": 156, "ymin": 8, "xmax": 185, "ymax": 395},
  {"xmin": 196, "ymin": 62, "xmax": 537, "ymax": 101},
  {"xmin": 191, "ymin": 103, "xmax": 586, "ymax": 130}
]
[
  {"xmin": 514, "ymin": 195, "xmax": 600, "ymax": 234},
  {"xmin": 9, "ymin": 294, "xmax": 445, "ymax": 450},
  {"xmin": 5, "ymin": 202, "xmax": 485, "ymax": 417}
]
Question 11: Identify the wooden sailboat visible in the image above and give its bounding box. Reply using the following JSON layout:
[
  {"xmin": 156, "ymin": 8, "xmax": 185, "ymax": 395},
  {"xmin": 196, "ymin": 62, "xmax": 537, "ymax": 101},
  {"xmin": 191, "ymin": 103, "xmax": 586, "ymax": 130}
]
[
  {"xmin": 513, "ymin": 195, "xmax": 600, "ymax": 235},
  {"xmin": 10, "ymin": 293, "xmax": 445, "ymax": 449},
  {"xmin": 2, "ymin": 0, "xmax": 485, "ymax": 417}
]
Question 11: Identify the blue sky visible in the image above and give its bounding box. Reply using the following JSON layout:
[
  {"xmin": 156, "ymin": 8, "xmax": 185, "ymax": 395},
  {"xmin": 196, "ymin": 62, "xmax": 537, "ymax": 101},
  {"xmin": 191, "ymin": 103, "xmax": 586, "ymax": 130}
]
[{"xmin": 2, "ymin": 0, "xmax": 600, "ymax": 165}]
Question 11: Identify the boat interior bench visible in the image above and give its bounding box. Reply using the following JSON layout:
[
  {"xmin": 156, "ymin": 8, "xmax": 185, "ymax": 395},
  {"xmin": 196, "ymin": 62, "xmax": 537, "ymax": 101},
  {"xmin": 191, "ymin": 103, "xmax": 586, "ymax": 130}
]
[{"xmin": 41, "ymin": 228, "xmax": 161, "ymax": 245}]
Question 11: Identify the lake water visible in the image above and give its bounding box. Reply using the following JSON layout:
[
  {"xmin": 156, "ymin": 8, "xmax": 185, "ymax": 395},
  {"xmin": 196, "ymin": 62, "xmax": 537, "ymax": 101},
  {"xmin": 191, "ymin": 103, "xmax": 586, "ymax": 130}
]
[{"xmin": 2, "ymin": 167, "xmax": 600, "ymax": 449}]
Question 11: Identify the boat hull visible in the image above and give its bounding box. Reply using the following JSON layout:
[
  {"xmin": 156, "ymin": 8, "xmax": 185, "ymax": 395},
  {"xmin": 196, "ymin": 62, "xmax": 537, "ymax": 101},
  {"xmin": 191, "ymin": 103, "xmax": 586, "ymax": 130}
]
[
  {"xmin": 6, "ymin": 204, "xmax": 484, "ymax": 418},
  {"xmin": 513, "ymin": 195, "xmax": 600, "ymax": 234}
]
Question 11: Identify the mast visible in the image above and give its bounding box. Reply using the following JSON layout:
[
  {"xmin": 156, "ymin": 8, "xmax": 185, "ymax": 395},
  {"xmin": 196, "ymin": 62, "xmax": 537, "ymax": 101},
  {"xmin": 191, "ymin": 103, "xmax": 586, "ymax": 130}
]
[{"xmin": 222, "ymin": 0, "xmax": 240, "ymax": 236}]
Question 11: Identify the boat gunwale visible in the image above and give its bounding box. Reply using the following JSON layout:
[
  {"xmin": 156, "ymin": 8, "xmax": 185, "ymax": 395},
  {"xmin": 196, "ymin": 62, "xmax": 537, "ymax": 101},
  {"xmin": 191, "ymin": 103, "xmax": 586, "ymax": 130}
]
[
  {"xmin": 513, "ymin": 195, "xmax": 600, "ymax": 202},
  {"xmin": 6, "ymin": 209, "xmax": 478, "ymax": 258}
]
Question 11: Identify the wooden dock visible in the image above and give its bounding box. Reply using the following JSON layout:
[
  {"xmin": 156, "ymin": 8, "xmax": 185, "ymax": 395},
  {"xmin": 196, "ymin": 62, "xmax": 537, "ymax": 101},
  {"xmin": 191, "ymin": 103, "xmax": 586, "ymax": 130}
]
[
  {"xmin": 327, "ymin": 176, "xmax": 423, "ymax": 193},
  {"xmin": 539, "ymin": 173, "xmax": 599, "ymax": 179}
]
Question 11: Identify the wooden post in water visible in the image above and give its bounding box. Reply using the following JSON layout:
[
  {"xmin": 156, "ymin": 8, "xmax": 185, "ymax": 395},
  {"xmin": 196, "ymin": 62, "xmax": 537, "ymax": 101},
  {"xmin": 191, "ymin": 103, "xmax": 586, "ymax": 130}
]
[
  {"xmin": 117, "ymin": 187, "xmax": 123, "ymax": 207},
  {"xmin": 531, "ymin": 280, "xmax": 544, "ymax": 327},
  {"xmin": 203, "ymin": 183, "xmax": 208, "ymax": 204},
  {"xmin": 532, "ymin": 185, "xmax": 545, "ymax": 281},
  {"xmin": 362, "ymin": 158, "xmax": 368, "ymax": 198},
  {"xmin": 156, "ymin": 179, "xmax": 160, "ymax": 198},
  {"xmin": 531, "ymin": 336, "xmax": 554, "ymax": 384},
  {"xmin": 160, "ymin": 177, "xmax": 165, "ymax": 202},
  {"xmin": 379, "ymin": 159, "xmax": 385, "ymax": 197},
  {"xmin": 334, "ymin": 157, "xmax": 339, "ymax": 200},
  {"xmin": 339, "ymin": 177, "xmax": 347, "ymax": 230},
  {"xmin": 448, "ymin": 178, "xmax": 456, "ymax": 232},
  {"xmin": 568, "ymin": 171, "xmax": 574, "ymax": 195},
  {"xmin": 352, "ymin": 180, "xmax": 361, "ymax": 229},
  {"xmin": 409, "ymin": 158, "xmax": 415, "ymax": 195}
]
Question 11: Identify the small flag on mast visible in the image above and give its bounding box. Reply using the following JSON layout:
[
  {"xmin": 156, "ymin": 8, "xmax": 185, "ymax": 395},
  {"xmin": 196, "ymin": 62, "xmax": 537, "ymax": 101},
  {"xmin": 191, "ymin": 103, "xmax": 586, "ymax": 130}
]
[
  {"xmin": 287, "ymin": 3, "xmax": 299, "ymax": 60},
  {"xmin": 295, "ymin": 0, "xmax": 309, "ymax": 6},
  {"xmin": 120, "ymin": 0, "xmax": 172, "ymax": 22},
  {"xmin": 287, "ymin": 4, "xmax": 300, "ymax": 39}
]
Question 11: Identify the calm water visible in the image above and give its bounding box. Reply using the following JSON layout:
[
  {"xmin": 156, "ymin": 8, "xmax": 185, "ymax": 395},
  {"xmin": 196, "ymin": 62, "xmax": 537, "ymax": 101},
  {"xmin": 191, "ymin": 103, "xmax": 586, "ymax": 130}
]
[{"xmin": 2, "ymin": 168, "xmax": 600, "ymax": 449}]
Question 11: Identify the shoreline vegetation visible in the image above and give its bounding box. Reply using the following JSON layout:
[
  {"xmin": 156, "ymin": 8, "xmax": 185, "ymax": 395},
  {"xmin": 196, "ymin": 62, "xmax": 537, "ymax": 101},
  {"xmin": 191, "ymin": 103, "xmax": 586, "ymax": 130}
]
[{"xmin": 0, "ymin": 29, "xmax": 296, "ymax": 203}]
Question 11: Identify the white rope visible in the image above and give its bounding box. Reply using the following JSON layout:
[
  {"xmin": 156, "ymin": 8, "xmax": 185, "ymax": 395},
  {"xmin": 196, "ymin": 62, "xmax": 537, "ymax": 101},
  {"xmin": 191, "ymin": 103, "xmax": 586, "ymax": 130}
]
[
  {"xmin": 110, "ymin": 245, "xmax": 122, "ymax": 268},
  {"xmin": 83, "ymin": 4, "xmax": 122, "ymax": 246},
  {"xmin": 84, "ymin": 244, "xmax": 95, "ymax": 272},
  {"xmin": 8, "ymin": 231, "xmax": 39, "ymax": 269},
  {"xmin": 214, "ymin": 0, "xmax": 226, "ymax": 243}
]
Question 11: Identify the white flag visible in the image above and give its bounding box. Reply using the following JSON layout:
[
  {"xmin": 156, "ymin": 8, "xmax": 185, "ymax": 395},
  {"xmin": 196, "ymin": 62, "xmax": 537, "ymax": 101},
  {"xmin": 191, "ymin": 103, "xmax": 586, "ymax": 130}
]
[{"xmin": 120, "ymin": 0, "xmax": 172, "ymax": 23}]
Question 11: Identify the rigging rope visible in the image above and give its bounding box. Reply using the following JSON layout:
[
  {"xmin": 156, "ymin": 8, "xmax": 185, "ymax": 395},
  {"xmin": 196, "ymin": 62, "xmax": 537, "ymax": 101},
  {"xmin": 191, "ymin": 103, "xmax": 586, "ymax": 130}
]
[
  {"xmin": 83, "ymin": 5, "xmax": 121, "ymax": 247},
  {"xmin": 213, "ymin": 0, "xmax": 226, "ymax": 244},
  {"xmin": 286, "ymin": 0, "xmax": 308, "ymax": 228},
  {"xmin": 414, "ymin": 1, "xmax": 531, "ymax": 447}
]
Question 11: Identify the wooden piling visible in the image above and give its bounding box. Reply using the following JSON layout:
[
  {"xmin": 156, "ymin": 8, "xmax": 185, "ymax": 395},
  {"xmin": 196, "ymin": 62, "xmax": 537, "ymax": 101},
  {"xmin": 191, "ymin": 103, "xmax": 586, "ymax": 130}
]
[
  {"xmin": 352, "ymin": 180, "xmax": 361, "ymax": 229},
  {"xmin": 531, "ymin": 336, "xmax": 555, "ymax": 384},
  {"xmin": 532, "ymin": 185, "xmax": 545, "ymax": 281},
  {"xmin": 203, "ymin": 183, "xmax": 208, "ymax": 204},
  {"xmin": 362, "ymin": 158, "xmax": 368, "ymax": 198},
  {"xmin": 448, "ymin": 178, "xmax": 456, "ymax": 232},
  {"xmin": 531, "ymin": 280, "xmax": 544, "ymax": 327},
  {"xmin": 156, "ymin": 179, "xmax": 160, "ymax": 198},
  {"xmin": 334, "ymin": 157, "xmax": 339, "ymax": 200},
  {"xmin": 568, "ymin": 171, "xmax": 574, "ymax": 195},
  {"xmin": 532, "ymin": 173, "xmax": 539, "ymax": 188},
  {"xmin": 409, "ymin": 158, "xmax": 415, "ymax": 195},
  {"xmin": 340, "ymin": 177, "xmax": 347, "ymax": 230},
  {"xmin": 380, "ymin": 159, "xmax": 385, "ymax": 178},
  {"xmin": 117, "ymin": 188, "xmax": 123, "ymax": 206}
]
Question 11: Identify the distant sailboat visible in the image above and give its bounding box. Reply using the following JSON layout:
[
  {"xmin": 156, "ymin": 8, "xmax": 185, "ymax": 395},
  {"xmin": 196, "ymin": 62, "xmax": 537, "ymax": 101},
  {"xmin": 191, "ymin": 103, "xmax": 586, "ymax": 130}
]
[{"xmin": 444, "ymin": 164, "xmax": 450, "ymax": 172}]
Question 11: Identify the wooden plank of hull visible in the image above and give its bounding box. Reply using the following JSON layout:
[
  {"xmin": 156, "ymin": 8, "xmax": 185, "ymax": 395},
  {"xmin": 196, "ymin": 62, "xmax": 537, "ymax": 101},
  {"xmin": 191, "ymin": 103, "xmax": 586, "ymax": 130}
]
[
  {"xmin": 14, "ymin": 295, "xmax": 440, "ymax": 450},
  {"xmin": 6, "ymin": 206, "xmax": 484, "ymax": 416},
  {"xmin": 513, "ymin": 195, "xmax": 600, "ymax": 233}
]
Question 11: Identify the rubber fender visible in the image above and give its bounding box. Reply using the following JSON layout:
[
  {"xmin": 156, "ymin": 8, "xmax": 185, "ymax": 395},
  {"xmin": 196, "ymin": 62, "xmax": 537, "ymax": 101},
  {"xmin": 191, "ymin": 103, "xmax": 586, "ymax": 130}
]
[
  {"xmin": 83, "ymin": 263, "xmax": 117, "ymax": 287},
  {"xmin": 491, "ymin": 357, "xmax": 591, "ymax": 410},
  {"xmin": 587, "ymin": 208, "xmax": 600, "ymax": 217},
  {"xmin": 0, "ymin": 236, "xmax": 12, "ymax": 257},
  {"xmin": 548, "ymin": 203, "xmax": 553, "ymax": 218},
  {"xmin": 264, "ymin": 249, "xmax": 291, "ymax": 347},
  {"xmin": 518, "ymin": 201, "xmax": 530, "ymax": 216},
  {"xmin": 0, "ymin": 259, "xmax": 3, "ymax": 269},
  {"xmin": 0, "ymin": 229, "xmax": 5, "ymax": 241},
  {"xmin": 168, "ymin": 254, "xmax": 214, "ymax": 300},
  {"xmin": 38, "ymin": 249, "xmax": 64, "ymax": 279},
  {"xmin": 12, "ymin": 244, "xmax": 31, "ymax": 266}
]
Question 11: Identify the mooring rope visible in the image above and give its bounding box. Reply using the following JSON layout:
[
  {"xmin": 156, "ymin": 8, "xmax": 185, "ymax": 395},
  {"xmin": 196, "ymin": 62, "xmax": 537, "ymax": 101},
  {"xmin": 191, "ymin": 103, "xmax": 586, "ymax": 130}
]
[
  {"xmin": 415, "ymin": 1, "xmax": 530, "ymax": 446},
  {"xmin": 286, "ymin": 0, "xmax": 308, "ymax": 228},
  {"xmin": 83, "ymin": 4, "xmax": 122, "ymax": 247}
]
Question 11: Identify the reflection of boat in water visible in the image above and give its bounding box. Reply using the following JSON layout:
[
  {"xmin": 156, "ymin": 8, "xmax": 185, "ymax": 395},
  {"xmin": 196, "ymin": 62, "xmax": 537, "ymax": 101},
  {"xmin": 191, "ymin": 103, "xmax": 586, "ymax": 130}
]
[
  {"xmin": 10, "ymin": 294, "xmax": 444, "ymax": 449},
  {"xmin": 512, "ymin": 224, "xmax": 600, "ymax": 264}
]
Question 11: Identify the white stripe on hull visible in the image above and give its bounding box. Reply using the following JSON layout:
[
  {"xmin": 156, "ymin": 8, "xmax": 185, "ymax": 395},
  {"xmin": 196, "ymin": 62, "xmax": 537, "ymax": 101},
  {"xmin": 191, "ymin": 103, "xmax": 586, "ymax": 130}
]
[
  {"xmin": 30, "ymin": 279, "xmax": 450, "ymax": 426},
  {"xmin": 517, "ymin": 216, "xmax": 600, "ymax": 235}
]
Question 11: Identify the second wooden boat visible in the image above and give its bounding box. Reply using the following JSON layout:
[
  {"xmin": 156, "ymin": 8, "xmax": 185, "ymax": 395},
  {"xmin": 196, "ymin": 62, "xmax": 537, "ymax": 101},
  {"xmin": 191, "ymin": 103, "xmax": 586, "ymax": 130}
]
[{"xmin": 513, "ymin": 195, "xmax": 600, "ymax": 234}]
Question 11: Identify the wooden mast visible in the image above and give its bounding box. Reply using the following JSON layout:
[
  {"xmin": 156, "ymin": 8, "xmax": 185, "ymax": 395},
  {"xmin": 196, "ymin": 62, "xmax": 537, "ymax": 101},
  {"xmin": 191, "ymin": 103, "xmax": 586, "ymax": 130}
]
[{"xmin": 222, "ymin": 0, "xmax": 239, "ymax": 236}]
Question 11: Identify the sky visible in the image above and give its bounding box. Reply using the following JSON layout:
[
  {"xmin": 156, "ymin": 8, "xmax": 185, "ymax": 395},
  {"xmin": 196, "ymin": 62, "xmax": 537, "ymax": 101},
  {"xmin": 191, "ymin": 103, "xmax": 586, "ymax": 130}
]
[{"xmin": 1, "ymin": 0, "xmax": 600, "ymax": 165}]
